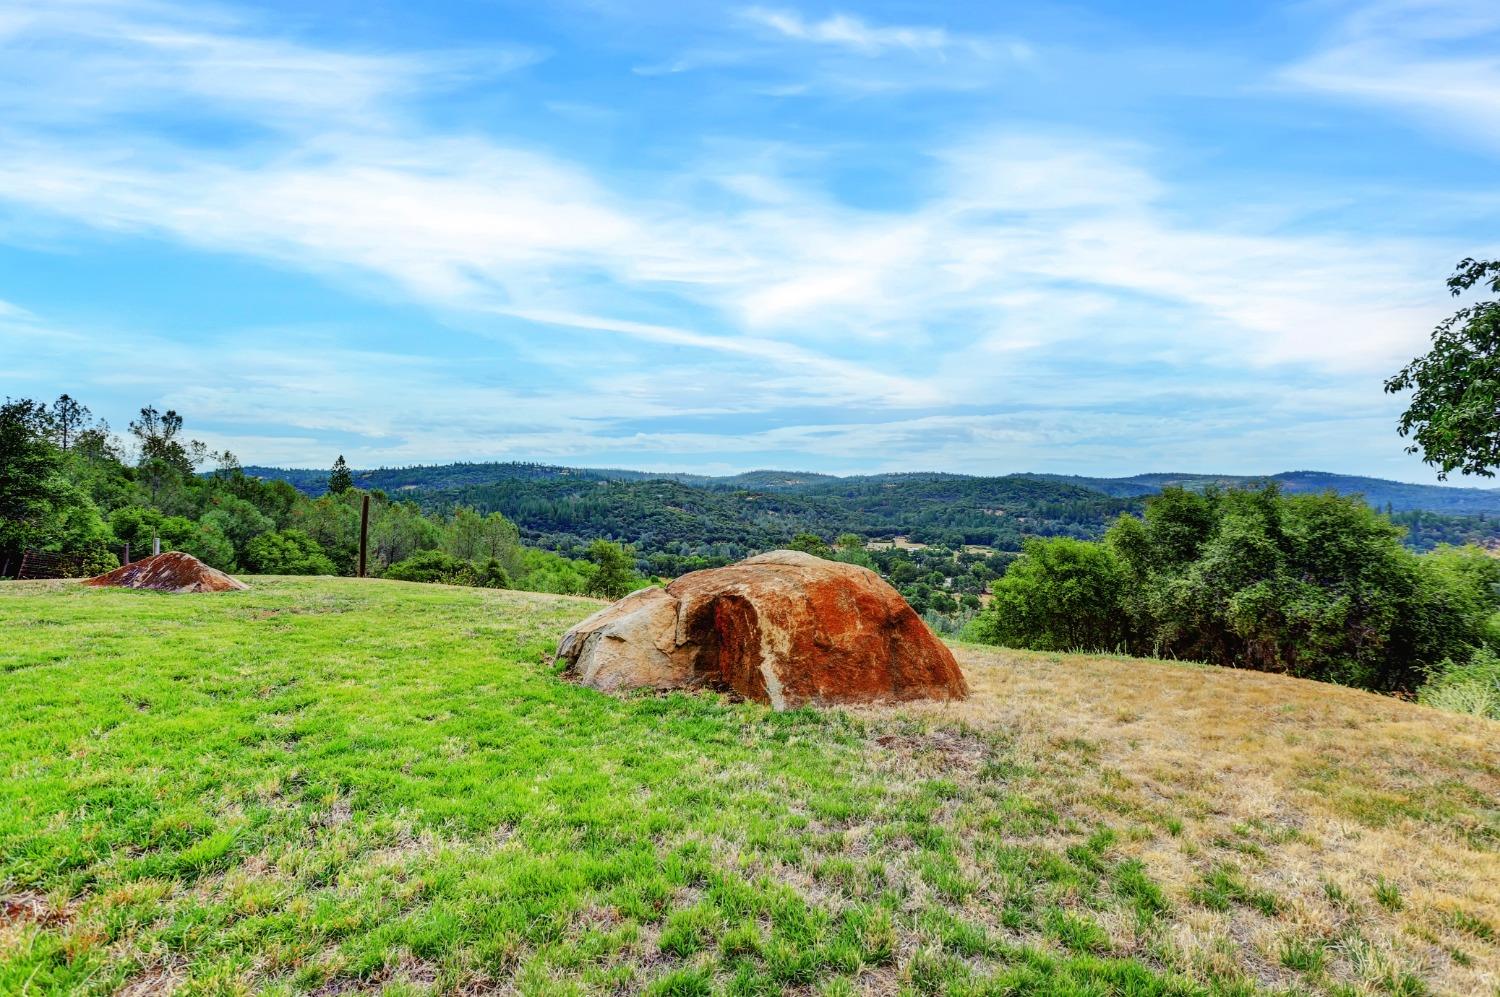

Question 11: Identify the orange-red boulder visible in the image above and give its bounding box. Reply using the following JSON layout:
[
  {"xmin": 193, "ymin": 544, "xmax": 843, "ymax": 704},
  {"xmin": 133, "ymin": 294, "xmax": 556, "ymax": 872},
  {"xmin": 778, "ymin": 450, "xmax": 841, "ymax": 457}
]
[
  {"xmin": 557, "ymin": 550, "xmax": 967, "ymax": 709},
  {"xmin": 84, "ymin": 551, "xmax": 248, "ymax": 593}
]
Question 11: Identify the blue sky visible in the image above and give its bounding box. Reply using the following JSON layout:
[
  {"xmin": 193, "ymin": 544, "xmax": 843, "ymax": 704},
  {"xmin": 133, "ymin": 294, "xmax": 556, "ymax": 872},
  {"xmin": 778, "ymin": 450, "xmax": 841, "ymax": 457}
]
[{"xmin": 2, "ymin": 0, "xmax": 1498, "ymax": 479}]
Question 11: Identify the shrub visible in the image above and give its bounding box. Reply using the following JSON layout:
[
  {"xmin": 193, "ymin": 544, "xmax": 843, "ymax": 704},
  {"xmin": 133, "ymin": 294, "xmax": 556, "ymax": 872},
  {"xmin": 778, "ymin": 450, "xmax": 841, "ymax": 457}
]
[
  {"xmin": 968, "ymin": 485, "xmax": 1500, "ymax": 691},
  {"xmin": 1419, "ymin": 647, "xmax": 1500, "ymax": 719},
  {"xmin": 241, "ymin": 529, "xmax": 337, "ymax": 575},
  {"xmin": 383, "ymin": 549, "xmax": 510, "ymax": 588},
  {"xmin": 968, "ymin": 536, "xmax": 1128, "ymax": 652},
  {"xmin": 584, "ymin": 539, "xmax": 639, "ymax": 599}
]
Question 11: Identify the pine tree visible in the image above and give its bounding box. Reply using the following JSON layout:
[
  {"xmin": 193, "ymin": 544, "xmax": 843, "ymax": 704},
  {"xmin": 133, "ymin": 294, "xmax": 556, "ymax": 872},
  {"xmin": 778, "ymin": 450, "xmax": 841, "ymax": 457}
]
[{"xmin": 328, "ymin": 455, "xmax": 354, "ymax": 495}]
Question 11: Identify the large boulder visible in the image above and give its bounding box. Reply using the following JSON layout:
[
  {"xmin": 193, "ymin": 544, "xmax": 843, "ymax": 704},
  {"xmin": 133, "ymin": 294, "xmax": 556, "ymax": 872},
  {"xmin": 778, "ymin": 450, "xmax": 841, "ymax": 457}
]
[
  {"xmin": 557, "ymin": 550, "xmax": 967, "ymax": 709},
  {"xmin": 84, "ymin": 551, "xmax": 248, "ymax": 593}
]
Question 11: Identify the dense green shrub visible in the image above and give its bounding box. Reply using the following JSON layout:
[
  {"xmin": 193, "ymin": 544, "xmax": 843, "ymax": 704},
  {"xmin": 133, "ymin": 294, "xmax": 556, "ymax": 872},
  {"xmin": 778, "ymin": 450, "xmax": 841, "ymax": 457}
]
[
  {"xmin": 383, "ymin": 549, "xmax": 510, "ymax": 588},
  {"xmin": 242, "ymin": 529, "xmax": 337, "ymax": 575},
  {"xmin": 966, "ymin": 537, "xmax": 1128, "ymax": 652},
  {"xmin": 971, "ymin": 486, "xmax": 1500, "ymax": 690},
  {"xmin": 584, "ymin": 539, "xmax": 640, "ymax": 599}
]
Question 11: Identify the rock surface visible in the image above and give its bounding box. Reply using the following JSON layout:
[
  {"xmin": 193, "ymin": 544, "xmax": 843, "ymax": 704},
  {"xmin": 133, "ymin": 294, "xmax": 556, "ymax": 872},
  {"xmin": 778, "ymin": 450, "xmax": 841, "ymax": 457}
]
[
  {"xmin": 84, "ymin": 552, "xmax": 249, "ymax": 593},
  {"xmin": 557, "ymin": 550, "xmax": 967, "ymax": 709}
]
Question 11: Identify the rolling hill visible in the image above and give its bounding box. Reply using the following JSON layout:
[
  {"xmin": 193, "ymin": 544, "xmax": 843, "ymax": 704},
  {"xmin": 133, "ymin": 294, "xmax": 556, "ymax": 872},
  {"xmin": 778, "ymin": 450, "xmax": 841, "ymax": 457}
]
[
  {"xmin": 240, "ymin": 462, "xmax": 1500, "ymax": 559},
  {"xmin": 2, "ymin": 577, "xmax": 1495, "ymax": 994}
]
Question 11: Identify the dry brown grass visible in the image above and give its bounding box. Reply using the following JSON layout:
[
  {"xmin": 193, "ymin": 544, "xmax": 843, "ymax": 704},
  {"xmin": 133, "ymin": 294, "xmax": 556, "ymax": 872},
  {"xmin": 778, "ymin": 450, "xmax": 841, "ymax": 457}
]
[{"xmin": 862, "ymin": 643, "xmax": 1500, "ymax": 995}]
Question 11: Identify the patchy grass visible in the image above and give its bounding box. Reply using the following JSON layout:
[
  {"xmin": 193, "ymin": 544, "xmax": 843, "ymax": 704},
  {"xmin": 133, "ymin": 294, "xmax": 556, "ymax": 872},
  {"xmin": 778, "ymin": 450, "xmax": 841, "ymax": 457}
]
[{"xmin": 1, "ymin": 579, "xmax": 1497, "ymax": 995}]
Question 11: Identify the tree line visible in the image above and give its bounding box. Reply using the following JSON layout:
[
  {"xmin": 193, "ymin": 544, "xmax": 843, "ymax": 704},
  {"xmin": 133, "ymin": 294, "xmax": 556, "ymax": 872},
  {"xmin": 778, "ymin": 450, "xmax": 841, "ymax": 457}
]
[{"xmin": 0, "ymin": 396, "xmax": 642, "ymax": 599}]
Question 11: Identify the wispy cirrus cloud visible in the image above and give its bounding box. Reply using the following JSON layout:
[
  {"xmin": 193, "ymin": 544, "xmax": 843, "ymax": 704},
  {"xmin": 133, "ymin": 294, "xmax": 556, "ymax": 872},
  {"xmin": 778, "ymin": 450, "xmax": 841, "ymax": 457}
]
[
  {"xmin": 739, "ymin": 7, "xmax": 957, "ymax": 56},
  {"xmin": 1280, "ymin": 0, "xmax": 1500, "ymax": 150},
  {"xmin": 0, "ymin": 0, "xmax": 1485, "ymax": 476}
]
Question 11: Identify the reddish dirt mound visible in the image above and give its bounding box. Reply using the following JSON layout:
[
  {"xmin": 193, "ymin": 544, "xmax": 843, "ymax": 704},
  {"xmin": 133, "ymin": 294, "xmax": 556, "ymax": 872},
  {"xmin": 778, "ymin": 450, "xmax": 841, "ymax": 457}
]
[
  {"xmin": 84, "ymin": 551, "xmax": 248, "ymax": 593},
  {"xmin": 557, "ymin": 550, "xmax": 967, "ymax": 709}
]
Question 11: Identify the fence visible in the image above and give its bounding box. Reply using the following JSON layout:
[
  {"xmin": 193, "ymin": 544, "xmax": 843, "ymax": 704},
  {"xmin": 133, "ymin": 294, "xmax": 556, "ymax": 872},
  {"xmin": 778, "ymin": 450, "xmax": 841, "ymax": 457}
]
[{"xmin": 13, "ymin": 549, "xmax": 95, "ymax": 580}]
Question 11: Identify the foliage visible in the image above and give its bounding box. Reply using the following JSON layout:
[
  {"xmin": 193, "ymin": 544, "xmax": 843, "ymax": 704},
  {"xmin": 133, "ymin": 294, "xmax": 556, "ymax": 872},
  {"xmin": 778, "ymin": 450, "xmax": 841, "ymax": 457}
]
[
  {"xmin": 787, "ymin": 531, "xmax": 832, "ymax": 557},
  {"xmin": 0, "ymin": 399, "xmax": 64, "ymax": 571},
  {"xmin": 327, "ymin": 454, "xmax": 354, "ymax": 495},
  {"xmin": 968, "ymin": 537, "xmax": 1128, "ymax": 652},
  {"xmin": 107, "ymin": 507, "xmax": 234, "ymax": 571},
  {"xmin": 49, "ymin": 394, "xmax": 90, "ymax": 451},
  {"xmin": 971, "ymin": 486, "xmax": 1500, "ymax": 690},
  {"xmin": 384, "ymin": 549, "xmax": 510, "ymax": 588},
  {"xmin": 1386, "ymin": 258, "xmax": 1500, "ymax": 477},
  {"xmin": 241, "ymin": 529, "xmax": 338, "ymax": 575},
  {"xmin": 585, "ymin": 538, "xmax": 640, "ymax": 599},
  {"xmin": 1419, "ymin": 647, "xmax": 1500, "ymax": 719},
  {"xmin": 0, "ymin": 399, "xmax": 123, "ymax": 575},
  {"xmin": 442, "ymin": 506, "xmax": 522, "ymax": 577}
]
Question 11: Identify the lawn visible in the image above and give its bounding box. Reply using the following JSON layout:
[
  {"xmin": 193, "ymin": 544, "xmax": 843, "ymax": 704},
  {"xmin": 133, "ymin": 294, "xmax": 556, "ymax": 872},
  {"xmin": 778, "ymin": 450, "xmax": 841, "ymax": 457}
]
[{"xmin": 1, "ymin": 578, "xmax": 1496, "ymax": 995}]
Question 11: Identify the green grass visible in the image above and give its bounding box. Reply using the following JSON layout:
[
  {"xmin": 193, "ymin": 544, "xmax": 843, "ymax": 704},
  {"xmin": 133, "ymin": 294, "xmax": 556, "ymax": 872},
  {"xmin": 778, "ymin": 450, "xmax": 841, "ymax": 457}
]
[{"xmin": 0, "ymin": 578, "xmax": 1216, "ymax": 995}]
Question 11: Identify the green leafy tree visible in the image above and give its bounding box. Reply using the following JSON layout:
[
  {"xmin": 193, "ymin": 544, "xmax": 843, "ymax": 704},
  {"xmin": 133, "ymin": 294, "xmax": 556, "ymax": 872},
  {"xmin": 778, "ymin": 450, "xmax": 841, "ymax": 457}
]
[
  {"xmin": 242, "ymin": 530, "xmax": 337, "ymax": 575},
  {"xmin": 107, "ymin": 507, "xmax": 234, "ymax": 569},
  {"xmin": 970, "ymin": 485, "xmax": 1498, "ymax": 691},
  {"xmin": 787, "ymin": 531, "xmax": 832, "ymax": 558},
  {"xmin": 969, "ymin": 536, "xmax": 1128, "ymax": 652},
  {"xmin": 129, "ymin": 406, "xmax": 207, "ymax": 504},
  {"xmin": 585, "ymin": 539, "xmax": 638, "ymax": 599},
  {"xmin": 0, "ymin": 399, "xmax": 60, "ymax": 573},
  {"xmin": 199, "ymin": 495, "xmax": 274, "ymax": 562},
  {"xmin": 442, "ymin": 506, "xmax": 522, "ymax": 575},
  {"xmin": 1386, "ymin": 258, "xmax": 1500, "ymax": 477},
  {"xmin": 328, "ymin": 455, "xmax": 354, "ymax": 495},
  {"xmin": 368, "ymin": 499, "xmax": 442, "ymax": 573}
]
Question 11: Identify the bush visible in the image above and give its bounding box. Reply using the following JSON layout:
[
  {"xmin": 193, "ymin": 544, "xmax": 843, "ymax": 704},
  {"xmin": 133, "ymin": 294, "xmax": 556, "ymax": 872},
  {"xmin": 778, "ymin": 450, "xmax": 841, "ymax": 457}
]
[
  {"xmin": 968, "ymin": 536, "xmax": 1128, "ymax": 652},
  {"xmin": 584, "ymin": 539, "xmax": 639, "ymax": 599},
  {"xmin": 1419, "ymin": 648, "xmax": 1500, "ymax": 719},
  {"xmin": 242, "ymin": 529, "xmax": 337, "ymax": 575},
  {"xmin": 383, "ymin": 549, "xmax": 509, "ymax": 588},
  {"xmin": 968, "ymin": 486, "xmax": 1500, "ymax": 691}
]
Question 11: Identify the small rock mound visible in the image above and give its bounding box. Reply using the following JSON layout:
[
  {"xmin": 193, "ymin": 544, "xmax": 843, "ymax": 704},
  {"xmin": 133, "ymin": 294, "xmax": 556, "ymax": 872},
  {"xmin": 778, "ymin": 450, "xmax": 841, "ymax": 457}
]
[
  {"xmin": 557, "ymin": 550, "xmax": 967, "ymax": 709},
  {"xmin": 84, "ymin": 552, "xmax": 248, "ymax": 593}
]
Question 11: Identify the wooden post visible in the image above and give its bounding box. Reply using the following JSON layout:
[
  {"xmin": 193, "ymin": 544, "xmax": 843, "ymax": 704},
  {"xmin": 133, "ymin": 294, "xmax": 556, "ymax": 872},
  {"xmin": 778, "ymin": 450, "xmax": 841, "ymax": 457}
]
[{"xmin": 358, "ymin": 493, "xmax": 370, "ymax": 578}]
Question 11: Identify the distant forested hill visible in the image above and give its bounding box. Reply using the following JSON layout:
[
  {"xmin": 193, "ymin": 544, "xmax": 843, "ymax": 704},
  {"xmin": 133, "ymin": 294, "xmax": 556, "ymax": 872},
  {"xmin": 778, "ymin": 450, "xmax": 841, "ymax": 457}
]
[
  {"xmin": 241, "ymin": 461, "xmax": 1500, "ymax": 566},
  {"xmin": 1026, "ymin": 470, "xmax": 1500, "ymax": 515}
]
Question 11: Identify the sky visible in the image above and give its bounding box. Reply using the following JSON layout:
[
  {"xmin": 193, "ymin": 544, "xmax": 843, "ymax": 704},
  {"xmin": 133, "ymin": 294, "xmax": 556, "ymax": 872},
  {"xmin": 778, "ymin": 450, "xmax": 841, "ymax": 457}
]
[{"xmin": 2, "ymin": 0, "xmax": 1498, "ymax": 480}]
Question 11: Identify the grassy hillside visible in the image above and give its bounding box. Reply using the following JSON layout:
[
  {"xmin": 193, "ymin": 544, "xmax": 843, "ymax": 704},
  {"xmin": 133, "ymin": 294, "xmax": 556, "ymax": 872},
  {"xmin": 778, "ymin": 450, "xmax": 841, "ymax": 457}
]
[{"xmin": 2, "ymin": 580, "xmax": 1496, "ymax": 995}]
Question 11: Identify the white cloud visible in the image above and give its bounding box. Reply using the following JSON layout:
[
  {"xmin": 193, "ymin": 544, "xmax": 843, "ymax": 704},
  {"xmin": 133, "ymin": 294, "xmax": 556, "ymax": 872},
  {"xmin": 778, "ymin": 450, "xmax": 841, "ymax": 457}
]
[
  {"xmin": 1280, "ymin": 0, "xmax": 1500, "ymax": 150},
  {"xmin": 0, "ymin": 0, "xmax": 1474, "ymax": 475},
  {"xmin": 740, "ymin": 7, "xmax": 953, "ymax": 56}
]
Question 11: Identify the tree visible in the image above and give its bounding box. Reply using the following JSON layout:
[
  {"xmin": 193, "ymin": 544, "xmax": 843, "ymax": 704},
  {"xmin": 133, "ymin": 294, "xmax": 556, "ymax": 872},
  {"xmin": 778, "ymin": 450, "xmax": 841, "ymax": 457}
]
[
  {"xmin": 1386, "ymin": 258, "xmax": 1500, "ymax": 477},
  {"xmin": 328, "ymin": 455, "xmax": 353, "ymax": 495},
  {"xmin": 128, "ymin": 406, "xmax": 204, "ymax": 474},
  {"xmin": 787, "ymin": 531, "xmax": 831, "ymax": 558},
  {"xmin": 585, "ymin": 539, "xmax": 638, "ymax": 599},
  {"xmin": 50, "ymin": 394, "xmax": 91, "ymax": 450},
  {"xmin": 211, "ymin": 450, "xmax": 242, "ymax": 481},
  {"xmin": 0, "ymin": 399, "xmax": 61, "ymax": 573},
  {"xmin": 969, "ymin": 536, "xmax": 1129, "ymax": 652},
  {"xmin": 129, "ymin": 406, "xmax": 207, "ymax": 503},
  {"xmin": 242, "ymin": 530, "xmax": 337, "ymax": 575}
]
